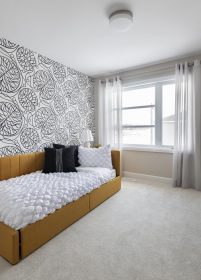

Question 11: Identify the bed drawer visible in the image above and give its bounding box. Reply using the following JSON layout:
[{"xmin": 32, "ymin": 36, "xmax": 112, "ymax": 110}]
[
  {"xmin": 89, "ymin": 176, "xmax": 121, "ymax": 210},
  {"xmin": 0, "ymin": 222, "xmax": 19, "ymax": 264},
  {"xmin": 20, "ymin": 194, "xmax": 90, "ymax": 258}
]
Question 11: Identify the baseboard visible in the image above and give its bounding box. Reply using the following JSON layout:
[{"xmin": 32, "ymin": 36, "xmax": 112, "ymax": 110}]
[{"xmin": 123, "ymin": 171, "xmax": 172, "ymax": 183}]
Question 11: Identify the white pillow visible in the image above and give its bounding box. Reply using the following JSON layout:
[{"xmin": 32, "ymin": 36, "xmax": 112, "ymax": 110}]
[{"xmin": 78, "ymin": 145, "xmax": 113, "ymax": 169}]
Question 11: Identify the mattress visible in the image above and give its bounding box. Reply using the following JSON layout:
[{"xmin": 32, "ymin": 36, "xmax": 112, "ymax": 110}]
[{"xmin": 0, "ymin": 168, "xmax": 115, "ymax": 230}]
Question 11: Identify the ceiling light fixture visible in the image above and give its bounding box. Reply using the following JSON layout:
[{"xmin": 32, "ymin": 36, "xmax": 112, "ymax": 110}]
[{"xmin": 109, "ymin": 10, "xmax": 133, "ymax": 32}]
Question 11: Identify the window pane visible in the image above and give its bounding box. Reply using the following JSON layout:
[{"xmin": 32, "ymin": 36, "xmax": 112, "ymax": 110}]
[
  {"xmin": 122, "ymin": 107, "xmax": 155, "ymax": 126},
  {"xmin": 162, "ymin": 84, "xmax": 175, "ymax": 146},
  {"xmin": 122, "ymin": 127, "xmax": 155, "ymax": 145},
  {"xmin": 122, "ymin": 87, "xmax": 155, "ymax": 107}
]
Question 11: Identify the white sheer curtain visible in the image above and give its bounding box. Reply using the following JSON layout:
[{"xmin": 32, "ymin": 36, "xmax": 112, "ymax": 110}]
[
  {"xmin": 98, "ymin": 77, "xmax": 122, "ymax": 149},
  {"xmin": 173, "ymin": 60, "xmax": 201, "ymax": 190}
]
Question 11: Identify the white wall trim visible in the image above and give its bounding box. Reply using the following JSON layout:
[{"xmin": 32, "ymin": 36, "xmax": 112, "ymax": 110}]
[{"xmin": 123, "ymin": 171, "xmax": 172, "ymax": 184}]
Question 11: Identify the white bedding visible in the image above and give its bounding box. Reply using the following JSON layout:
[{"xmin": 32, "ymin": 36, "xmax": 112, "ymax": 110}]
[
  {"xmin": 76, "ymin": 167, "xmax": 116, "ymax": 182},
  {"xmin": 0, "ymin": 168, "xmax": 116, "ymax": 230}
]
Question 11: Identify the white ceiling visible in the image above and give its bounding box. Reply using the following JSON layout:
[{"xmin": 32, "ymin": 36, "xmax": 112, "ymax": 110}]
[{"xmin": 0, "ymin": 0, "xmax": 201, "ymax": 77}]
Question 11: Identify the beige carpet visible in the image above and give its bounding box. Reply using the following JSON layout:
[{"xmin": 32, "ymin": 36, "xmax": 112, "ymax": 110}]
[{"xmin": 1, "ymin": 178, "xmax": 201, "ymax": 280}]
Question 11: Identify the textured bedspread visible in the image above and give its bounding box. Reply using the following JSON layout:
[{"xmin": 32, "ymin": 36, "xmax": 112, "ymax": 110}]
[{"xmin": 0, "ymin": 168, "xmax": 115, "ymax": 230}]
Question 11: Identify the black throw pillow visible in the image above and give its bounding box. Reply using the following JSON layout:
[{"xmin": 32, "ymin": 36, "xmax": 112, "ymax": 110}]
[
  {"xmin": 43, "ymin": 146, "xmax": 77, "ymax": 173},
  {"xmin": 53, "ymin": 143, "xmax": 80, "ymax": 167},
  {"xmin": 62, "ymin": 147, "xmax": 77, "ymax": 173},
  {"xmin": 53, "ymin": 143, "xmax": 65, "ymax": 149},
  {"xmin": 43, "ymin": 147, "xmax": 57, "ymax": 173}
]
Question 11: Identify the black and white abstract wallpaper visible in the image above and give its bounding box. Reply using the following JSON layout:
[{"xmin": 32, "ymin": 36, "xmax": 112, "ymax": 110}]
[{"xmin": 0, "ymin": 38, "xmax": 95, "ymax": 156}]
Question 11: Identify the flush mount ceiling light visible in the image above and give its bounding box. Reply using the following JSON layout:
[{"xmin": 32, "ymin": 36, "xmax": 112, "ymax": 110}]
[{"xmin": 109, "ymin": 10, "xmax": 133, "ymax": 32}]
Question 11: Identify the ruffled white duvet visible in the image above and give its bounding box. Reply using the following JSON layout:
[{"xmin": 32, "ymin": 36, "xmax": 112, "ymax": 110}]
[{"xmin": 0, "ymin": 168, "xmax": 115, "ymax": 230}]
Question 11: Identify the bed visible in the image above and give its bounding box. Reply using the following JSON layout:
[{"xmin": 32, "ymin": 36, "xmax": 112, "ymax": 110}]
[{"xmin": 0, "ymin": 150, "xmax": 121, "ymax": 265}]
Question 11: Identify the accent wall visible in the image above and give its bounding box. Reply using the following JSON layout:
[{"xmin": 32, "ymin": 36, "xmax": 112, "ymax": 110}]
[{"xmin": 0, "ymin": 38, "xmax": 95, "ymax": 156}]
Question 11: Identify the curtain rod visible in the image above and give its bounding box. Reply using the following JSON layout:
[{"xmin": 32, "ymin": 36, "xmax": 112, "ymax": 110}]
[
  {"xmin": 100, "ymin": 77, "xmax": 121, "ymax": 84},
  {"xmin": 99, "ymin": 58, "xmax": 201, "ymax": 83},
  {"xmin": 177, "ymin": 60, "xmax": 201, "ymax": 68},
  {"xmin": 99, "ymin": 65, "xmax": 175, "ymax": 83},
  {"xmin": 99, "ymin": 69, "xmax": 173, "ymax": 84}
]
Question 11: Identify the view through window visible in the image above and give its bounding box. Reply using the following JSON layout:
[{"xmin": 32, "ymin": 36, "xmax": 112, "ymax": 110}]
[{"xmin": 122, "ymin": 79, "xmax": 175, "ymax": 147}]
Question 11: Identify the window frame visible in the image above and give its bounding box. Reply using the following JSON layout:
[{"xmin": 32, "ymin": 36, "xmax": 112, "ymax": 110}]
[{"xmin": 122, "ymin": 77, "xmax": 175, "ymax": 150}]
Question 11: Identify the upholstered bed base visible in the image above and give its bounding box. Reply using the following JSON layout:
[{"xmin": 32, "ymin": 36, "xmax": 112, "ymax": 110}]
[{"xmin": 0, "ymin": 150, "xmax": 121, "ymax": 265}]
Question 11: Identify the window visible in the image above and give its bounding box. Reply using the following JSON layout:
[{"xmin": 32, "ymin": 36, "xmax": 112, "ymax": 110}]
[{"xmin": 122, "ymin": 78, "xmax": 175, "ymax": 147}]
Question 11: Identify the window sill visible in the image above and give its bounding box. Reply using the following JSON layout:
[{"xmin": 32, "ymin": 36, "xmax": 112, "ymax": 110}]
[{"xmin": 122, "ymin": 145, "xmax": 174, "ymax": 153}]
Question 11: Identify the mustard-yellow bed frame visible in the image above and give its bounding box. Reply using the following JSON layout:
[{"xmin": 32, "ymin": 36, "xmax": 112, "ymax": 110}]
[{"xmin": 0, "ymin": 150, "xmax": 121, "ymax": 265}]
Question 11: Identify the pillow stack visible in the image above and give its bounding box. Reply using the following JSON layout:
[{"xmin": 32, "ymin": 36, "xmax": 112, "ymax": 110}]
[
  {"xmin": 43, "ymin": 144, "xmax": 113, "ymax": 173},
  {"xmin": 43, "ymin": 145, "xmax": 78, "ymax": 173}
]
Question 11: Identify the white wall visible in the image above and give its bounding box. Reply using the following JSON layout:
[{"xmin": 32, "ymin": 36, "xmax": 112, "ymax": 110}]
[{"xmin": 122, "ymin": 150, "xmax": 173, "ymax": 178}]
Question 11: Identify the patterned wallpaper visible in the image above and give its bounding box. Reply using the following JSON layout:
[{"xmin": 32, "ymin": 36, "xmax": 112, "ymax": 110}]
[{"xmin": 0, "ymin": 38, "xmax": 95, "ymax": 156}]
